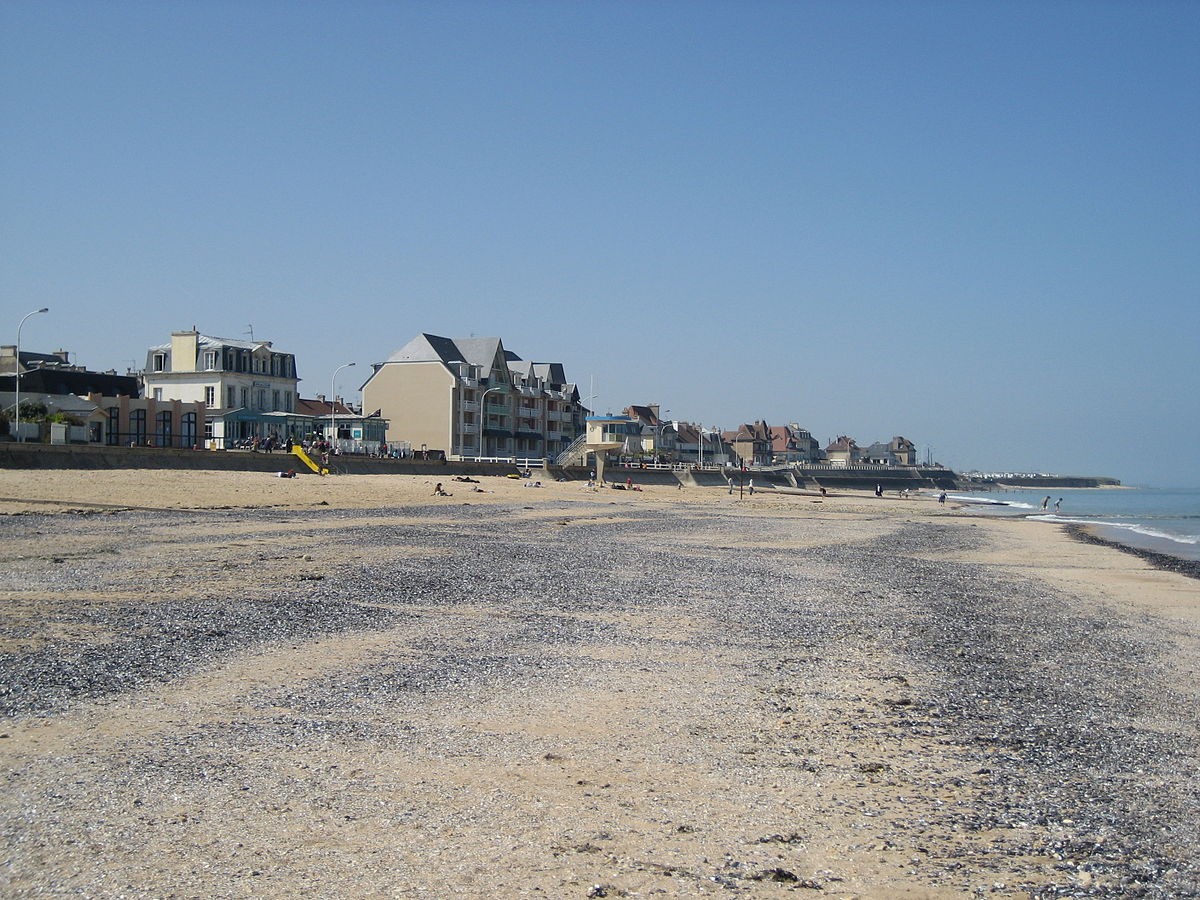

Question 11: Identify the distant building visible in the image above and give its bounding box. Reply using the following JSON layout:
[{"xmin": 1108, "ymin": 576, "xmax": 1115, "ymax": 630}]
[
  {"xmin": 861, "ymin": 436, "xmax": 918, "ymax": 466},
  {"xmin": 361, "ymin": 333, "xmax": 586, "ymax": 459},
  {"xmin": 0, "ymin": 345, "xmax": 139, "ymax": 398},
  {"xmin": 824, "ymin": 435, "xmax": 860, "ymax": 467},
  {"xmin": 624, "ymin": 403, "xmax": 678, "ymax": 461},
  {"xmin": 769, "ymin": 423, "xmax": 821, "ymax": 464},
  {"xmin": 672, "ymin": 423, "xmax": 731, "ymax": 468},
  {"xmin": 724, "ymin": 421, "xmax": 774, "ymax": 467}
]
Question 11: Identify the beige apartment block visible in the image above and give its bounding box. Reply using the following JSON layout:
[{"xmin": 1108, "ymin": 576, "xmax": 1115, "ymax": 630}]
[{"xmin": 362, "ymin": 334, "xmax": 587, "ymax": 459}]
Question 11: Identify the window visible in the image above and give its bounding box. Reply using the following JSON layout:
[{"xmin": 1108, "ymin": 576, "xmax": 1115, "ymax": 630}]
[
  {"xmin": 203, "ymin": 351, "xmax": 217, "ymax": 370},
  {"xmin": 285, "ymin": 392, "xmax": 293, "ymax": 412},
  {"xmin": 464, "ymin": 389, "xmax": 476, "ymax": 402},
  {"xmin": 152, "ymin": 353, "xmax": 166, "ymax": 372},
  {"xmin": 181, "ymin": 412, "xmax": 197, "ymax": 448},
  {"xmin": 273, "ymin": 390, "xmax": 280, "ymax": 409},
  {"xmin": 130, "ymin": 409, "xmax": 146, "ymax": 445},
  {"xmin": 205, "ymin": 386, "xmax": 215, "ymax": 407},
  {"xmin": 106, "ymin": 408, "xmax": 119, "ymax": 445},
  {"xmin": 241, "ymin": 388, "xmax": 249, "ymax": 408},
  {"xmin": 257, "ymin": 390, "xmax": 267, "ymax": 409},
  {"xmin": 155, "ymin": 411, "xmax": 172, "ymax": 448},
  {"xmin": 227, "ymin": 386, "xmax": 236, "ymax": 408}
]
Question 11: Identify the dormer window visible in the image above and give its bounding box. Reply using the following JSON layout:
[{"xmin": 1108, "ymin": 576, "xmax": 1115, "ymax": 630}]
[{"xmin": 152, "ymin": 352, "xmax": 166, "ymax": 372}]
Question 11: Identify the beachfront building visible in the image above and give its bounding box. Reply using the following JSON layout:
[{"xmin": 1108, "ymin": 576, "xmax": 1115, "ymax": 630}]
[
  {"xmin": 824, "ymin": 436, "xmax": 861, "ymax": 467},
  {"xmin": 86, "ymin": 393, "xmax": 207, "ymax": 448},
  {"xmin": 141, "ymin": 330, "xmax": 300, "ymax": 447},
  {"xmin": 725, "ymin": 421, "xmax": 775, "ymax": 467},
  {"xmin": 624, "ymin": 404, "xmax": 678, "ymax": 462},
  {"xmin": 0, "ymin": 388, "xmax": 207, "ymax": 448},
  {"xmin": 1, "ymin": 346, "xmax": 140, "ymax": 399},
  {"xmin": 672, "ymin": 423, "xmax": 731, "ymax": 468},
  {"xmin": 361, "ymin": 334, "xmax": 587, "ymax": 460},
  {"xmin": 869, "ymin": 436, "xmax": 917, "ymax": 466},
  {"xmin": 769, "ymin": 423, "xmax": 822, "ymax": 464},
  {"xmin": 142, "ymin": 330, "xmax": 299, "ymax": 415},
  {"xmin": 299, "ymin": 396, "xmax": 389, "ymax": 450}
]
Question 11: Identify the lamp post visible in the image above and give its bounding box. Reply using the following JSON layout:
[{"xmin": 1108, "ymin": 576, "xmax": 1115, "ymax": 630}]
[
  {"xmin": 330, "ymin": 362, "xmax": 355, "ymax": 449},
  {"xmin": 654, "ymin": 419, "xmax": 675, "ymax": 465},
  {"xmin": 14, "ymin": 307, "xmax": 49, "ymax": 443},
  {"xmin": 478, "ymin": 385, "xmax": 502, "ymax": 459}
]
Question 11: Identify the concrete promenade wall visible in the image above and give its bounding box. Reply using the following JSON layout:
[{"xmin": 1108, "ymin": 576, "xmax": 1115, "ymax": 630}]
[
  {"xmin": 0, "ymin": 443, "xmax": 520, "ymax": 478},
  {"xmin": 796, "ymin": 467, "xmax": 958, "ymax": 490},
  {"xmin": 0, "ymin": 443, "xmax": 960, "ymax": 489}
]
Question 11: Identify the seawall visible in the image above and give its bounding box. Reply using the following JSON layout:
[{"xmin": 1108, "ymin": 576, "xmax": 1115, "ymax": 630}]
[
  {"xmin": 0, "ymin": 443, "xmax": 521, "ymax": 478},
  {"xmin": 0, "ymin": 444, "xmax": 961, "ymax": 490}
]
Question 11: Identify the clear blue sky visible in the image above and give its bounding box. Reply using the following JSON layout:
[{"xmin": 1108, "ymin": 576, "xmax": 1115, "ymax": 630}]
[{"xmin": 3, "ymin": 1, "xmax": 1197, "ymax": 486}]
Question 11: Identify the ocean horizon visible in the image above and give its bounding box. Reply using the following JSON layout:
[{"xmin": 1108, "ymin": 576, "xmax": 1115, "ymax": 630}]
[{"xmin": 944, "ymin": 485, "xmax": 1200, "ymax": 562}]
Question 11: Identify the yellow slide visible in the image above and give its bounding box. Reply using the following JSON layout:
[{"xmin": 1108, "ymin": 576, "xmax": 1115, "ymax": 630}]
[{"xmin": 291, "ymin": 445, "xmax": 329, "ymax": 475}]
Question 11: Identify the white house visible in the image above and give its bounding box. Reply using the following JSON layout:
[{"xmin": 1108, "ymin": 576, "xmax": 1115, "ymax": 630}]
[{"xmin": 143, "ymin": 330, "xmax": 299, "ymax": 415}]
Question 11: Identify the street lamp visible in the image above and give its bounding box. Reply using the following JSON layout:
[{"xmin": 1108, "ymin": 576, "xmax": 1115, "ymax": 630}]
[
  {"xmin": 478, "ymin": 385, "xmax": 502, "ymax": 459},
  {"xmin": 330, "ymin": 362, "xmax": 355, "ymax": 447},
  {"xmin": 14, "ymin": 307, "xmax": 49, "ymax": 443},
  {"xmin": 654, "ymin": 418, "xmax": 675, "ymax": 464}
]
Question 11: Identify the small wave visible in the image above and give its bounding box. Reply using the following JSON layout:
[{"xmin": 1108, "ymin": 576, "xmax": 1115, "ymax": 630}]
[
  {"xmin": 1027, "ymin": 514, "xmax": 1200, "ymax": 546},
  {"xmin": 943, "ymin": 494, "xmax": 1031, "ymax": 507}
]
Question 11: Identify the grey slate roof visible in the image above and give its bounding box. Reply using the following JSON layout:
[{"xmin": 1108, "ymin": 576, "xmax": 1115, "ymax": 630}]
[{"xmin": 148, "ymin": 334, "xmax": 272, "ymax": 352}]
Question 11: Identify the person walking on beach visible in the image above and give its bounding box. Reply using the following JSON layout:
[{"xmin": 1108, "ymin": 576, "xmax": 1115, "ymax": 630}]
[
  {"xmin": 1054, "ymin": 498, "xmax": 1062, "ymax": 513},
  {"xmin": 1042, "ymin": 496, "xmax": 1051, "ymax": 511},
  {"xmin": 748, "ymin": 478, "xmax": 754, "ymax": 495}
]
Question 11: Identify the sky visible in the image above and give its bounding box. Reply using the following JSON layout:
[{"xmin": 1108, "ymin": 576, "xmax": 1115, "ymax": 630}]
[{"xmin": 3, "ymin": 1, "xmax": 1197, "ymax": 486}]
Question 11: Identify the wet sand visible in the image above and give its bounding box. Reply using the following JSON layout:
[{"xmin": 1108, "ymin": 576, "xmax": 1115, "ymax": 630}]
[{"xmin": 1, "ymin": 469, "xmax": 1197, "ymax": 898}]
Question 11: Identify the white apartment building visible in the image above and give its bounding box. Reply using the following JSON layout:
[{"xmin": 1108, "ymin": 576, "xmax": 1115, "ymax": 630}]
[{"xmin": 142, "ymin": 330, "xmax": 299, "ymax": 414}]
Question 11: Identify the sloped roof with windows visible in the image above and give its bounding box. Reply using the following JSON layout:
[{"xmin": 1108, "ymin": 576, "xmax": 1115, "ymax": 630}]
[
  {"xmin": 385, "ymin": 334, "xmax": 509, "ymax": 379},
  {"xmin": 148, "ymin": 334, "xmax": 274, "ymax": 352}
]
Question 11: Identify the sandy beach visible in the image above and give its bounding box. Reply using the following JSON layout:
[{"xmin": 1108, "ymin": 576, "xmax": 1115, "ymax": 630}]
[{"xmin": 1, "ymin": 468, "xmax": 1198, "ymax": 898}]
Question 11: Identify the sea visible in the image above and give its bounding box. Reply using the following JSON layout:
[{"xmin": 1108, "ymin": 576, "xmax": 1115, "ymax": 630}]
[{"xmin": 939, "ymin": 486, "xmax": 1200, "ymax": 563}]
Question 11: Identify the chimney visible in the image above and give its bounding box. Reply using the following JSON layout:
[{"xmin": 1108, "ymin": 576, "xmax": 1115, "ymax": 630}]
[
  {"xmin": 55, "ymin": 349, "xmax": 70, "ymax": 363},
  {"xmin": 170, "ymin": 331, "xmax": 199, "ymax": 373}
]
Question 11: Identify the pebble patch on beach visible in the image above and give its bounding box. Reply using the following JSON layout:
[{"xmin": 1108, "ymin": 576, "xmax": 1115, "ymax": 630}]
[{"xmin": 1, "ymin": 502, "xmax": 1197, "ymax": 898}]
